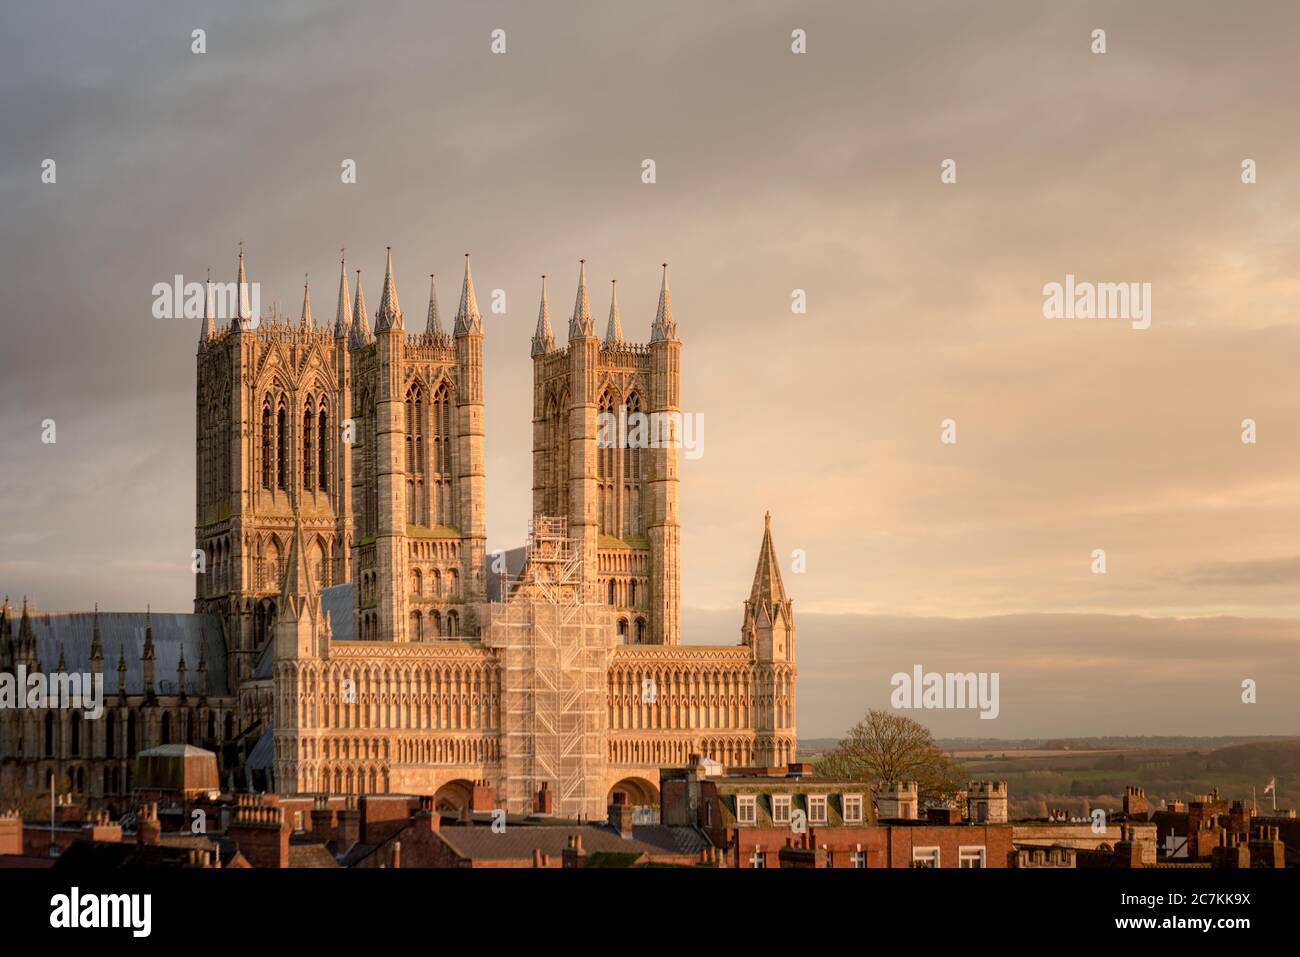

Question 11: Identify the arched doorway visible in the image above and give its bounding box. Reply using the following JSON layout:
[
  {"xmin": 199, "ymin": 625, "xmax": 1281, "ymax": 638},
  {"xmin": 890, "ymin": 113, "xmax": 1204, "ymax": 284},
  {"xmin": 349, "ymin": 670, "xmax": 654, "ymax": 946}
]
[
  {"xmin": 432, "ymin": 778, "xmax": 475, "ymax": 815},
  {"xmin": 608, "ymin": 776, "xmax": 659, "ymax": 809}
]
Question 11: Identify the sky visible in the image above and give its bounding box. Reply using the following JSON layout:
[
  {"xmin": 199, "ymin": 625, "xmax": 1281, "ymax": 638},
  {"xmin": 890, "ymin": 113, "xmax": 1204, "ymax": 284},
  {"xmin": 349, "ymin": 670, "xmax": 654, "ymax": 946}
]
[{"xmin": 1, "ymin": 1, "xmax": 1297, "ymax": 737}]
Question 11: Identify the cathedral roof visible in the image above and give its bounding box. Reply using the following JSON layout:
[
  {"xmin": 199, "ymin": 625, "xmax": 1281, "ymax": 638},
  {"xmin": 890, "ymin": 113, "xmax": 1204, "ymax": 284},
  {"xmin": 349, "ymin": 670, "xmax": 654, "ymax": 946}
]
[{"xmin": 17, "ymin": 610, "xmax": 227, "ymax": 696}]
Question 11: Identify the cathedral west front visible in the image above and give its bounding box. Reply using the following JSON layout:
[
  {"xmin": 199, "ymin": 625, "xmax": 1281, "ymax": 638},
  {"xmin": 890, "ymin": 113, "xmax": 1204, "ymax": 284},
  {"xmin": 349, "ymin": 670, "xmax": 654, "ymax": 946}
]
[{"xmin": 2, "ymin": 246, "xmax": 797, "ymax": 821}]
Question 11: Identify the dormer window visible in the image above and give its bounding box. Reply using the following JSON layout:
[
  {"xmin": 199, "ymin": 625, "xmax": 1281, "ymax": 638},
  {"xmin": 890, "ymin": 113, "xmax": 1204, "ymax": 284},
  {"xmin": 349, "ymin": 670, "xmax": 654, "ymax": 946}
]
[
  {"xmin": 808, "ymin": 794, "xmax": 828, "ymax": 825},
  {"xmin": 843, "ymin": 793, "xmax": 864, "ymax": 824},
  {"xmin": 772, "ymin": 794, "xmax": 792, "ymax": 825},
  {"xmin": 736, "ymin": 795, "xmax": 757, "ymax": 825}
]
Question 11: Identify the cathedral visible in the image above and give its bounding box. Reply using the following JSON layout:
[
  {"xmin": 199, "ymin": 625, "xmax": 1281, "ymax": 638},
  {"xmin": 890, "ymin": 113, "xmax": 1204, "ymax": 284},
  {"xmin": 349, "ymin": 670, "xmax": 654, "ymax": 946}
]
[{"xmin": 1, "ymin": 247, "xmax": 798, "ymax": 820}]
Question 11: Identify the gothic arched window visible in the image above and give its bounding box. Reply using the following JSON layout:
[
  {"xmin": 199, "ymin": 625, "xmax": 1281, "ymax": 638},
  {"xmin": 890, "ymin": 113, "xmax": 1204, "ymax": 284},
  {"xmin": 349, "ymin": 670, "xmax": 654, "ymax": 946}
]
[
  {"xmin": 597, "ymin": 391, "xmax": 616, "ymax": 534},
  {"xmin": 406, "ymin": 384, "xmax": 425, "ymax": 524},
  {"xmin": 303, "ymin": 398, "xmax": 315, "ymax": 491},
  {"xmin": 318, "ymin": 406, "xmax": 329, "ymax": 491},
  {"xmin": 624, "ymin": 391, "xmax": 643, "ymax": 534},
  {"xmin": 261, "ymin": 399, "xmax": 274, "ymax": 489},
  {"xmin": 431, "ymin": 383, "xmax": 452, "ymax": 525},
  {"xmin": 276, "ymin": 402, "xmax": 289, "ymax": 491}
]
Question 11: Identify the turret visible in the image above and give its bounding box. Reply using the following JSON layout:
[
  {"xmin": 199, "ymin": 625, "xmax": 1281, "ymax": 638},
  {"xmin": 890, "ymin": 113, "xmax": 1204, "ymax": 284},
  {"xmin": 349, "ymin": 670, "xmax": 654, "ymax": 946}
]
[
  {"xmin": 647, "ymin": 264, "xmax": 681, "ymax": 644},
  {"xmin": 453, "ymin": 255, "xmax": 487, "ymax": 629},
  {"xmin": 566, "ymin": 261, "xmax": 600, "ymax": 580},
  {"xmin": 743, "ymin": 512, "xmax": 794, "ymax": 662},
  {"xmin": 142, "ymin": 606, "xmax": 156, "ymax": 703}
]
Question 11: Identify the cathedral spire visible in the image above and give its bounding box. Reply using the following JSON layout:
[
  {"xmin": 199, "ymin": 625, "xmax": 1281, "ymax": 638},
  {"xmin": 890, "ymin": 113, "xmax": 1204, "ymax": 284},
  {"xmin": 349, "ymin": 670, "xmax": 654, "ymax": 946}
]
[
  {"xmin": 334, "ymin": 251, "xmax": 352, "ymax": 338},
  {"xmin": 199, "ymin": 268, "xmax": 215, "ymax": 351},
  {"xmin": 603, "ymin": 279, "xmax": 624, "ymax": 347},
  {"xmin": 651, "ymin": 262, "xmax": 676, "ymax": 341},
  {"xmin": 350, "ymin": 269, "xmax": 371, "ymax": 349},
  {"xmin": 375, "ymin": 246, "xmax": 403, "ymax": 331},
  {"xmin": 748, "ymin": 511, "xmax": 789, "ymax": 607},
  {"xmin": 568, "ymin": 259, "xmax": 594, "ymax": 340},
  {"xmin": 90, "ymin": 603, "xmax": 103, "ymax": 662},
  {"xmin": 299, "ymin": 274, "xmax": 313, "ymax": 329},
  {"xmin": 426, "ymin": 273, "xmax": 444, "ymax": 335},
  {"xmin": 235, "ymin": 242, "xmax": 252, "ymax": 330},
  {"xmin": 531, "ymin": 275, "xmax": 554, "ymax": 357},
  {"xmin": 455, "ymin": 254, "xmax": 482, "ymax": 336}
]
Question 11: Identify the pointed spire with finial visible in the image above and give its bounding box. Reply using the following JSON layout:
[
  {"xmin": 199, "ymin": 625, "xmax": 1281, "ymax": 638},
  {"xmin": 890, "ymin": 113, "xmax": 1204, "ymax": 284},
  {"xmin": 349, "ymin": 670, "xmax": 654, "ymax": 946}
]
[
  {"xmin": 299, "ymin": 274, "xmax": 313, "ymax": 329},
  {"xmin": 569, "ymin": 260, "xmax": 594, "ymax": 340},
  {"xmin": 199, "ymin": 268, "xmax": 215, "ymax": 351},
  {"xmin": 603, "ymin": 279, "xmax": 624, "ymax": 347},
  {"xmin": 143, "ymin": 605, "xmax": 154, "ymax": 658},
  {"xmin": 426, "ymin": 273, "xmax": 444, "ymax": 335},
  {"xmin": 234, "ymin": 242, "xmax": 252, "ymax": 330},
  {"xmin": 455, "ymin": 254, "xmax": 482, "ymax": 335},
  {"xmin": 350, "ymin": 269, "xmax": 371, "ymax": 348},
  {"xmin": 334, "ymin": 251, "xmax": 352, "ymax": 338},
  {"xmin": 90, "ymin": 603, "xmax": 103, "ymax": 662},
  {"xmin": 651, "ymin": 262, "xmax": 676, "ymax": 341},
  {"xmin": 748, "ymin": 511, "xmax": 789, "ymax": 608},
  {"xmin": 531, "ymin": 275, "xmax": 555, "ymax": 357},
  {"xmin": 376, "ymin": 246, "xmax": 403, "ymax": 331}
]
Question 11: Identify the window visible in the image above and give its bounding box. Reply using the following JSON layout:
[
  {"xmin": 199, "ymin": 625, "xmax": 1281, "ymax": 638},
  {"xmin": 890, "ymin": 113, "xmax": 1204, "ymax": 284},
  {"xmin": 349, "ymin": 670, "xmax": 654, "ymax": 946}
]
[
  {"xmin": 276, "ymin": 404, "xmax": 288, "ymax": 490},
  {"xmin": 294, "ymin": 811, "xmax": 305, "ymax": 833},
  {"xmin": 959, "ymin": 847, "xmax": 986, "ymax": 869},
  {"xmin": 842, "ymin": 793, "xmax": 864, "ymax": 823},
  {"xmin": 748, "ymin": 849, "xmax": 766, "ymax": 869},
  {"xmin": 736, "ymin": 795, "xmax": 756, "ymax": 826},
  {"xmin": 303, "ymin": 402, "xmax": 315, "ymax": 490},
  {"xmin": 705, "ymin": 802, "xmax": 712, "ymax": 826},
  {"xmin": 808, "ymin": 794, "xmax": 828, "ymax": 825},
  {"xmin": 912, "ymin": 847, "xmax": 940, "ymax": 868},
  {"xmin": 850, "ymin": 849, "xmax": 867, "ymax": 869},
  {"xmin": 260, "ymin": 402, "xmax": 274, "ymax": 488},
  {"xmin": 318, "ymin": 408, "xmax": 329, "ymax": 491},
  {"xmin": 771, "ymin": 794, "xmax": 792, "ymax": 825}
]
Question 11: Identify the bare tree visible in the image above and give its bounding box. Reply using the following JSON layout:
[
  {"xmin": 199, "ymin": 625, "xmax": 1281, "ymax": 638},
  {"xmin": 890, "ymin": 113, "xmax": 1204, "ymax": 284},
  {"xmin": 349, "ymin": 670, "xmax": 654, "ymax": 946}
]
[{"xmin": 815, "ymin": 710, "xmax": 965, "ymax": 806}]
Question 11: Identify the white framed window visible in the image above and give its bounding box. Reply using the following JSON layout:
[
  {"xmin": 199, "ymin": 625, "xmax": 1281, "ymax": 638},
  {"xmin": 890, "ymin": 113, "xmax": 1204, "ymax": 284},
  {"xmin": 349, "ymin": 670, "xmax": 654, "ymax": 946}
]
[
  {"xmin": 912, "ymin": 846, "xmax": 940, "ymax": 868},
  {"xmin": 736, "ymin": 795, "xmax": 756, "ymax": 826},
  {"xmin": 749, "ymin": 848, "xmax": 766, "ymax": 869},
  {"xmin": 772, "ymin": 794, "xmax": 792, "ymax": 825},
  {"xmin": 842, "ymin": 793, "xmax": 864, "ymax": 823},
  {"xmin": 959, "ymin": 846, "xmax": 986, "ymax": 869},
  {"xmin": 850, "ymin": 849, "xmax": 867, "ymax": 869},
  {"xmin": 807, "ymin": 794, "xmax": 828, "ymax": 825}
]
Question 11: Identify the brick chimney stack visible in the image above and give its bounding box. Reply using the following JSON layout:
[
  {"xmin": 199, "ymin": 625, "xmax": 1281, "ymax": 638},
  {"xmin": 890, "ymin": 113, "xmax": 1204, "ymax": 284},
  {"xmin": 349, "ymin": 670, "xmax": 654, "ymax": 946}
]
[
  {"xmin": 137, "ymin": 803, "xmax": 162, "ymax": 846},
  {"xmin": 608, "ymin": 792, "xmax": 635, "ymax": 838}
]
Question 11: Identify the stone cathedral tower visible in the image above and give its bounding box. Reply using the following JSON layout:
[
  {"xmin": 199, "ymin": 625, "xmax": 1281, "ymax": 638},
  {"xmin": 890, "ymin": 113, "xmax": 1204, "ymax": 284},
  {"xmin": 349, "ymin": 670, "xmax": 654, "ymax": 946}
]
[{"xmin": 529, "ymin": 263, "xmax": 681, "ymax": 645}]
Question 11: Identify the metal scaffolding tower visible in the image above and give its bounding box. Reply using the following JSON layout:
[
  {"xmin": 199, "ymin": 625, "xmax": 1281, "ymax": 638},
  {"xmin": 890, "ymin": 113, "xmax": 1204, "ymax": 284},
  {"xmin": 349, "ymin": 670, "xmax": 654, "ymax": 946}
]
[{"xmin": 483, "ymin": 517, "xmax": 615, "ymax": 819}]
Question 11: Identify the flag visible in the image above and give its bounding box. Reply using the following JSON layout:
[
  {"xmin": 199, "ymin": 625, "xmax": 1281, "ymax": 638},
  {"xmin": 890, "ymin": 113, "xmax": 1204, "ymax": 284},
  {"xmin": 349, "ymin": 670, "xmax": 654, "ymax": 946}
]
[{"xmin": 1264, "ymin": 777, "xmax": 1276, "ymax": 794}]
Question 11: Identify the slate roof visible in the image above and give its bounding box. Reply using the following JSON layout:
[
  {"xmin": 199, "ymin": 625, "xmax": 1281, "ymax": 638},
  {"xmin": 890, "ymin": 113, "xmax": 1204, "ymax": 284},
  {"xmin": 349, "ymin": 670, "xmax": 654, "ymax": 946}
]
[
  {"xmin": 19, "ymin": 610, "xmax": 228, "ymax": 696},
  {"xmin": 435, "ymin": 822, "xmax": 701, "ymax": 863}
]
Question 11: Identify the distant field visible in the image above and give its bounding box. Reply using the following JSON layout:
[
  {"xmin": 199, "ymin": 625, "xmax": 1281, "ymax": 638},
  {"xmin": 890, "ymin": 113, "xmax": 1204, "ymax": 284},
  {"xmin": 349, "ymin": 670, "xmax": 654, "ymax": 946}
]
[{"xmin": 800, "ymin": 738, "xmax": 1300, "ymax": 819}]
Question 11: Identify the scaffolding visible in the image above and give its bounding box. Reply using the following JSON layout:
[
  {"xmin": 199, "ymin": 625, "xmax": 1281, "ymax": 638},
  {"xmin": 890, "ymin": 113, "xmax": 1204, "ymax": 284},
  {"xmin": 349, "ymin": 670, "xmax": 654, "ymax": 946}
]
[{"xmin": 483, "ymin": 517, "xmax": 614, "ymax": 820}]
